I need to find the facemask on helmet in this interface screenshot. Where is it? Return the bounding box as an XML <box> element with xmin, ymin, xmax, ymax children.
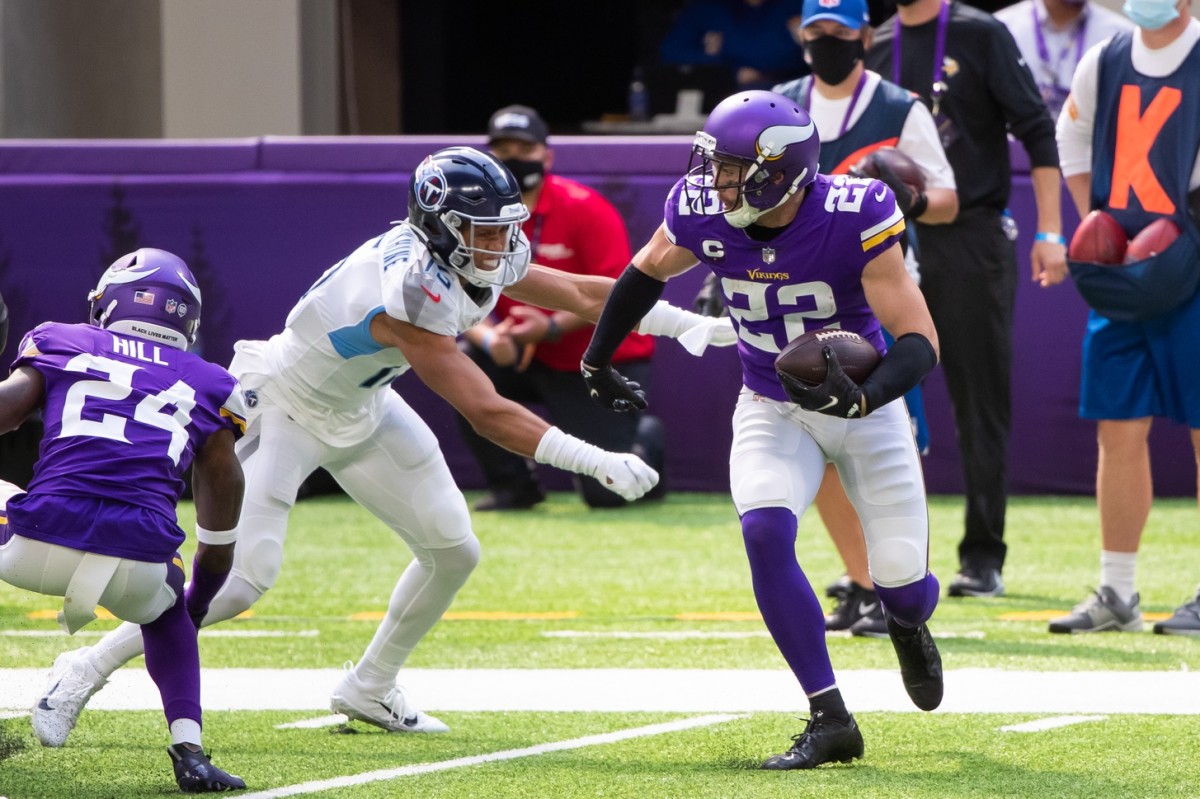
<box><xmin>87</xmin><ymin>248</ymin><xmax>202</xmax><ymax>350</ymax></box>
<box><xmin>685</xmin><ymin>90</ymin><xmax>821</xmax><ymax>228</ymax></box>
<box><xmin>406</xmin><ymin>147</ymin><xmax>532</xmax><ymax>287</ymax></box>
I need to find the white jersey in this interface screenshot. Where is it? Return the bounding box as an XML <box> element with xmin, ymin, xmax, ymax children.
<box><xmin>230</xmin><ymin>222</ymin><xmax>527</xmax><ymax>446</ymax></box>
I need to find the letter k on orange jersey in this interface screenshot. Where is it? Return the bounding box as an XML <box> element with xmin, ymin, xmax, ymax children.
<box><xmin>1109</xmin><ymin>84</ymin><xmax>1181</xmax><ymax>215</ymax></box>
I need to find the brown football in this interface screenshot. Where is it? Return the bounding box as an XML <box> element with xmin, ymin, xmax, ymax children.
<box><xmin>851</xmin><ymin>147</ymin><xmax>926</xmax><ymax>192</ymax></box>
<box><xmin>775</xmin><ymin>329</ymin><xmax>882</xmax><ymax>386</ymax></box>
<box><xmin>1069</xmin><ymin>209</ymin><xmax>1127</xmax><ymax>265</ymax></box>
<box><xmin>1124</xmin><ymin>218</ymin><xmax>1181</xmax><ymax>263</ymax></box>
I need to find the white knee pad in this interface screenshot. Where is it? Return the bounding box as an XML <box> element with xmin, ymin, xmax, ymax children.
<box><xmin>204</xmin><ymin>573</ymin><xmax>264</xmax><ymax>623</ymax></box>
<box><xmin>866</xmin><ymin>529</ymin><xmax>927</xmax><ymax>587</ymax></box>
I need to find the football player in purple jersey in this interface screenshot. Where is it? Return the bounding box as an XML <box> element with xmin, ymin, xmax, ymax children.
<box><xmin>0</xmin><ymin>249</ymin><xmax>248</xmax><ymax>792</ymax></box>
<box><xmin>582</xmin><ymin>91</ymin><xmax>943</xmax><ymax>769</ymax></box>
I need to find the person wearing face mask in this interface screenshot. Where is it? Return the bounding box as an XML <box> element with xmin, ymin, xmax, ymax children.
<box><xmin>457</xmin><ymin>105</ymin><xmax>667</xmax><ymax>511</ymax></box>
<box><xmin>1051</xmin><ymin>0</ymin><xmax>1200</xmax><ymax>636</ymax></box>
<box><xmin>763</xmin><ymin>0</ymin><xmax>959</xmax><ymax>637</ymax></box>
<box><xmin>866</xmin><ymin>0</ymin><xmax>1068</xmax><ymax>601</ymax></box>
<box><xmin>997</xmin><ymin>0</ymin><xmax>1134</xmax><ymax>119</ymax></box>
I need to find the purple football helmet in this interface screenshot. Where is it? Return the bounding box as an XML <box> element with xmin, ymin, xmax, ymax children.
<box><xmin>407</xmin><ymin>147</ymin><xmax>531</xmax><ymax>287</ymax></box>
<box><xmin>87</xmin><ymin>248</ymin><xmax>202</xmax><ymax>350</ymax></box>
<box><xmin>686</xmin><ymin>90</ymin><xmax>820</xmax><ymax>228</ymax></box>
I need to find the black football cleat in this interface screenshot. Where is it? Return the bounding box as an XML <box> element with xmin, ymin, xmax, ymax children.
<box><xmin>885</xmin><ymin>613</ymin><xmax>943</xmax><ymax>711</ymax></box>
<box><xmin>760</xmin><ymin>711</ymin><xmax>864</xmax><ymax>770</ymax></box>
<box><xmin>167</xmin><ymin>744</ymin><xmax>246</xmax><ymax>793</ymax></box>
<box><xmin>824</xmin><ymin>582</ymin><xmax>879</xmax><ymax>632</ymax></box>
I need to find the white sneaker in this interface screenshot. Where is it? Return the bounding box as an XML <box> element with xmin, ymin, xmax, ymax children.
<box><xmin>31</xmin><ymin>647</ymin><xmax>108</xmax><ymax>747</ymax></box>
<box><xmin>330</xmin><ymin>669</ymin><xmax>449</xmax><ymax>733</ymax></box>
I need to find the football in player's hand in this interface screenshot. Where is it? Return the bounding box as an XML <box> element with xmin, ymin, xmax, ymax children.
<box><xmin>1124</xmin><ymin>218</ymin><xmax>1181</xmax><ymax>263</ymax></box>
<box><xmin>775</xmin><ymin>329</ymin><xmax>882</xmax><ymax>386</ymax></box>
<box><xmin>851</xmin><ymin>147</ymin><xmax>927</xmax><ymax>192</ymax></box>
<box><xmin>1069</xmin><ymin>210</ymin><xmax>1127</xmax><ymax>265</ymax></box>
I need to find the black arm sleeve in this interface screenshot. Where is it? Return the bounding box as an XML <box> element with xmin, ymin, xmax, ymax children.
<box><xmin>582</xmin><ymin>265</ymin><xmax>665</xmax><ymax>368</ymax></box>
<box><xmin>0</xmin><ymin>288</ymin><xmax>8</xmax><ymax>353</ymax></box>
<box><xmin>860</xmin><ymin>332</ymin><xmax>937</xmax><ymax>414</ymax></box>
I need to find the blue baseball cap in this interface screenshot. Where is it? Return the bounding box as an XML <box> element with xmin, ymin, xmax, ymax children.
<box><xmin>801</xmin><ymin>0</ymin><xmax>870</xmax><ymax>28</ymax></box>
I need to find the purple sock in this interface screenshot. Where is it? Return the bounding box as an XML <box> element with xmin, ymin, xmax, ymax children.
<box><xmin>741</xmin><ymin>507</ymin><xmax>835</xmax><ymax>695</ymax></box>
<box><xmin>141</xmin><ymin>564</ymin><xmax>202</xmax><ymax>730</ymax></box>
<box><xmin>875</xmin><ymin>572</ymin><xmax>940</xmax><ymax>628</ymax></box>
<box><xmin>185</xmin><ymin>555</ymin><xmax>229</xmax><ymax>628</ymax></box>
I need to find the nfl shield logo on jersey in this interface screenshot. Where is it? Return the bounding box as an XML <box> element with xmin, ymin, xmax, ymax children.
<box><xmin>762</xmin><ymin>248</ymin><xmax>776</xmax><ymax>265</ymax></box>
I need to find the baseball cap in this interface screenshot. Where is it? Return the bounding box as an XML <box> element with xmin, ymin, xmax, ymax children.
<box><xmin>487</xmin><ymin>105</ymin><xmax>549</xmax><ymax>145</ymax></box>
<box><xmin>801</xmin><ymin>0</ymin><xmax>870</xmax><ymax>28</ymax></box>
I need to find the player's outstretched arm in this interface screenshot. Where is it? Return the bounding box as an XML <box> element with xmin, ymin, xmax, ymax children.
<box><xmin>0</xmin><ymin>366</ymin><xmax>44</xmax><ymax>435</ymax></box>
<box><xmin>187</xmin><ymin>427</ymin><xmax>244</xmax><ymax>625</ymax></box>
<box><xmin>373</xmin><ymin>313</ymin><xmax>658</xmax><ymax>501</ymax></box>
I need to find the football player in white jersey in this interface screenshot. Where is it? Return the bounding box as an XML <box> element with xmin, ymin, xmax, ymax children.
<box><xmin>31</xmin><ymin>147</ymin><xmax>735</xmax><ymax>740</ymax></box>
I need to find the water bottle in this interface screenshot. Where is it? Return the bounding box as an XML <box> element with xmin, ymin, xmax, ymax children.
<box><xmin>629</xmin><ymin>67</ymin><xmax>649</xmax><ymax>122</ymax></box>
<box><xmin>1000</xmin><ymin>209</ymin><xmax>1019</xmax><ymax>242</ymax></box>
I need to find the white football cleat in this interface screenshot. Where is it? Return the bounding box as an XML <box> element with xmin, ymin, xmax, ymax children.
<box><xmin>31</xmin><ymin>647</ymin><xmax>108</xmax><ymax>747</ymax></box>
<box><xmin>330</xmin><ymin>669</ymin><xmax>449</xmax><ymax>733</ymax></box>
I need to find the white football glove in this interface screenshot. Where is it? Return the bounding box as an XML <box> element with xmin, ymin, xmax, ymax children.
<box><xmin>637</xmin><ymin>301</ymin><xmax>738</xmax><ymax>356</ymax></box>
<box><xmin>589</xmin><ymin>451</ymin><xmax>659</xmax><ymax>501</ymax></box>
<box><xmin>534</xmin><ymin>426</ymin><xmax>660</xmax><ymax>501</ymax></box>
<box><xmin>676</xmin><ymin>316</ymin><xmax>737</xmax><ymax>356</ymax></box>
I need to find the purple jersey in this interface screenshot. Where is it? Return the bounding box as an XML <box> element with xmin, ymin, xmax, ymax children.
<box><xmin>6</xmin><ymin>323</ymin><xmax>246</xmax><ymax>561</ymax></box>
<box><xmin>665</xmin><ymin>173</ymin><xmax>905</xmax><ymax>401</ymax></box>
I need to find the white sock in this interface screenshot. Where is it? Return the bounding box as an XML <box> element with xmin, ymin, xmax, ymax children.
<box><xmin>1100</xmin><ymin>550</ymin><xmax>1137</xmax><ymax>604</ymax></box>
<box><xmin>354</xmin><ymin>540</ymin><xmax>478</xmax><ymax>690</ymax></box>
<box><xmin>169</xmin><ymin>718</ymin><xmax>202</xmax><ymax>747</ymax></box>
<box><xmin>87</xmin><ymin>621</ymin><xmax>147</xmax><ymax>678</ymax></box>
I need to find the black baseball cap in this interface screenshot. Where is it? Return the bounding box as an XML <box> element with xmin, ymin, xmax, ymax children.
<box><xmin>487</xmin><ymin>105</ymin><xmax>549</xmax><ymax>145</ymax></box>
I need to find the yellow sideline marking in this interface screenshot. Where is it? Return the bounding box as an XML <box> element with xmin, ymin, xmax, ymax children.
<box><xmin>675</xmin><ymin>612</ymin><xmax>762</xmax><ymax>621</ymax></box>
<box><xmin>1001</xmin><ymin>610</ymin><xmax>1171</xmax><ymax>622</ymax></box>
<box><xmin>349</xmin><ymin>611</ymin><xmax>579</xmax><ymax>622</ymax></box>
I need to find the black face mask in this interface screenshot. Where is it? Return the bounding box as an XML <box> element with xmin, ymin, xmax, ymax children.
<box><xmin>502</xmin><ymin>158</ymin><xmax>546</xmax><ymax>193</ymax></box>
<box><xmin>804</xmin><ymin>36</ymin><xmax>866</xmax><ymax>85</ymax></box>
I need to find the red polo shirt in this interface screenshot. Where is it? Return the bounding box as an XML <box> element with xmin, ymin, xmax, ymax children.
<box><xmin>493</xmin><ymin>173</ymin><xmax>654</xmax><ymax>372</ymax></box>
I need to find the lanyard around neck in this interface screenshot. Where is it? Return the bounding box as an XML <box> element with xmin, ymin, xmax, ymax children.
<box><xmin>1031</xmin><ymin>2</ymin><xmax>1088</xmax><ymax>82</ymax></box>
<box><xmin>803</xmin><ymin>70</ymin><xmax>869</xmax><ymax>139</ymax></box>
<box><xmin>893</xmin><ymin>1</ymin><xmax>952</xmax><ymax>106</ymax></box>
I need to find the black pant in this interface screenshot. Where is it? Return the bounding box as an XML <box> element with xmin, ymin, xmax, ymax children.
<box><xmin>916</xmin><ymin>208</ymin><xmax>1016</xmax><ymax>572</ymax></box>
<box><xmin>456</xmin><ymin>346</ymin><xmax>658</xmax><ymax>508</ymax></box>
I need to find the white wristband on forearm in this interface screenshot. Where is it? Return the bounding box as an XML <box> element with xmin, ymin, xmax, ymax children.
<box><xmin>636</xmin><ymin>300</ymin><xmax>692</xmax><ymax>338</ymax></box>
<box><xmin>196</xmin><ymin>525</ymin><xmax>238</xmax><ymax>545</ymax></box>
<box><xmin>534</xmin><ymin>426</ymin><xmax>603</xmax><ymax>476</ymax></box>
<box><xmin>637</xmin><ymin>300</ymin><xmax>737</xmax><ymax>356</ymax></box>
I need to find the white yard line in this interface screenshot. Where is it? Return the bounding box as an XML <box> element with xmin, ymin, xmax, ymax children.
<box><xmin>239</xmin><ymin>714</ymin><xmax>744</xmax><ymax>799</ymax></box>
<box><xmin>1001</xmin><ymin>715</ymin><xmax>1109</xmax><ymax>732</ymax></box>
<box><xmin>3</xmin><ymin>668</ymin><xmax>1200</xmax><ymax>714</ymax></box>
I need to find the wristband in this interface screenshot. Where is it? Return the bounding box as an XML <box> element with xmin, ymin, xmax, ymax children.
<box><xmin>544</xmin><ymin>316</ymin><xmax>563</xmax><ymax>342</ymax></box>
<box><xmin>480</xmin><ymin>329</ymin><xmax>495</xmax><ymax>356</ymax></box>
<box><xmin>1034</xmin><ymin>231</ymin><xmax>1066</xmax><ymax>246</ymax></box>
<box><xmin>196</xmin><ymin>525</ymin><xmax>238</xmax><ymax>545</ymax></box>
<box><xmin>907</xmin><ymin>192</ymin><xmax>928</xmax><ymax>220</ymax></box>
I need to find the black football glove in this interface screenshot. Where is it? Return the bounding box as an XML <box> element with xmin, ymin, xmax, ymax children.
<box><xmin>851</xmin><ymin>152</ymin><xmax>927</xmax><ymax>219</ymax></box>
<box><xmin>777</xmin><ymin>346</ymin><xmax>868</xmax><ymax>419</ymax></box>
<box><xmin>581</xmin><ymin>362</ymin><xmax>647</xmax><ymax>412</ymax></box>
<box><xmin>692</xmin><ymin>272</ymin><xmax>726</xmax><ymax>318</ymax></box>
